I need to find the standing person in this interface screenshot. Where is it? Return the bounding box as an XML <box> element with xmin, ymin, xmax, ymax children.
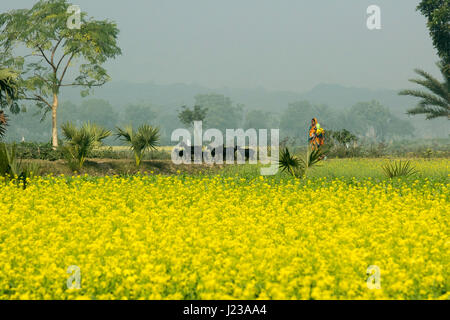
<box><xmin>308</xmin><ymin>118</ymin><xmax>325</xmax><ymax>150</ymax></box>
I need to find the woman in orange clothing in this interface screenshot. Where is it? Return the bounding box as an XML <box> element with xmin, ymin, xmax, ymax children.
<box><xmin>308</xmin><ymin>118</ymin><xmax>324</xmax><ymax>150</ymax></box>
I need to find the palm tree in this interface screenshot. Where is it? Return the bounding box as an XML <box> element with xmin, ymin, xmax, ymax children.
<box><xmin>0</xmin><ymin>111</ymin><xmax>7</xmax><ymax>140</ymax></box>
<box><xmin>0</xmin><ymin>68</ymin><xmax>19</xmax><ymax>139</ymax></box>
<box><xmin>399</xmin><ymin>62</ymin><xmax>449</xmax><ymax>120</ymax></box>
<box><xmin>0</xmin><ymin>68</ymin><xmax>19</xmax><ymax>107</ymax></box>
<box><xmin>279</xmin><ymin>147</ymin><xmax>302</xmax><ymax>178</ymax></box>
<box><xmin>115</xmin><ymin>124</ymin><xmax>160</xmax><ymax>167</ymax></box>
<box><xmin>279</xmin><ymin>146</ymin><xmax>326</xmax><ymax>178</ymax></box>
<box><xmin>61</xmin><ymin>122</ymin><xmax>111</xmax><ymax>170</ymax></box>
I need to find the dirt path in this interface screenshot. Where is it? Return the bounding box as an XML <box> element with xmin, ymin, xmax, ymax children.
<box><xmin>25</xmin><ymin>159</ymin><xmax>224</xmax><ymax>176</ymax></box>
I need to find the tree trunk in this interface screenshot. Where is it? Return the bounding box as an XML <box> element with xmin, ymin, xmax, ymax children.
<box><xmin>51</xmin><ymin>93</ymin><xmax>58</xmax><ymax>149</ymax></box>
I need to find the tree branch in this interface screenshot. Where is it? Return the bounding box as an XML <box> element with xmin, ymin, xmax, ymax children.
<box><xmin>59</xmin><ymin>81</ymin><xmax>107</xmax><ymax>87</ymax></box>
<box><xmin>55</xmin><ymin>51</ymin><xmax>69</xmax><ymax>72</ymax></box>
<box><xmin>33</xmin><ymin>73</ymin><xmax>52</xmax><ymax>86</ymax></box>
<box><xmin>51</xmin><ymin>38</ymin><xmax>63</xmax><ymax>66</ymax></box>
<box><xmin>37</xmin><ymin>46</ymin><xmax>56</xmax><ymax>71</ymax></box>
<box><xmin>23</xmin><ymin>53</ymin><xmax>44</xmax><ymax>59</ymax></box>
<box><xmin>23</xmin><ymin>95</ymin><xmax>52</xmax><ymax>109</ymax></box>
<box><xmin>58</xmin><ymin>52</ymin><xmax>74</xmax><ymax>85</ymax></box>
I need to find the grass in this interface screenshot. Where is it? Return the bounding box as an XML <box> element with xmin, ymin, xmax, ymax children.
<box><xmin>217</xmin><ymin>158</ymin><xmax>448</xmax><ymax>180</ymax></box>
<box><xmin>26</xmin><ymin>158</ymin><xmax>223</xmax><ymax>177</ymax></box>
<box><xmin>23</xmin><ymin>157</ymin><xmax>448</xmax><ymax>183</ymax></box>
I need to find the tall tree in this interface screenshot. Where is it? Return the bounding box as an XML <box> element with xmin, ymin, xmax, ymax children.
<box><xmin>195</xmin><ymin>94</ymin><xmax>243</xmax><ymax>131</ymax></box>
<box><xmin>399</xmin><ymin>62</ymin><xmax>449</xmax><ymax>119</ymax></box>
<box><xmin>348</xmin><ymin>100</ymin><xmax>414</xmax><ymax>139</ymax></box>
<box><xmin>244</xmin><ymin>110</ymin><xmax>275</xmax><ymax>130</ymax></box>
<box><xmin>279</xmin><ymin>101</ymin><xmax>330</xmax><ymax>141</ymax></box>
<box><xmin>178</xmin><ymin>105</ymin><xmax>208</xmax><ymax>128</ymax></box>
<box><xmin>124</xmin><ymin>103</ymin><xmax>157</xmax><ymax>128</ymax></box>
<box><xmin>398</xmin><ymin>1</ymin><xmax>450</xmax><ymax>120</ymax></box>
<box><xmin>417</xmin><ymin>0</ymin><xmax>450</xmax><ymax>72</ymax></box>
<box><xmin>0</xmin><ymin>0</ymin><xmax>121</xmax><ymax>147</ymax></box>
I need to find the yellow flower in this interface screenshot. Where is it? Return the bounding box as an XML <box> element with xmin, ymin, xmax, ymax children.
<box><xmin>0</xmin><ymin>159</ymin><xmax>448</xmax><ymax>300</ymax></box>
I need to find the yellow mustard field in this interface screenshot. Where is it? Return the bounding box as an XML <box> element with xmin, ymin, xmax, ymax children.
<box><xmin>0</xmin><ymin>171</ymin><xmax>449</xmax><ymax>300</ymax></box>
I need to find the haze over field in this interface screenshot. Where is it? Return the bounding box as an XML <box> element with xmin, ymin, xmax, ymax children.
<box><xmin>1</xmin><ymin>1</ymin><xmax>448</xmax><ymax>142</ymax></box>
<box><xmin>1</xmin><ymin>0</ymin><xmax>449</xmax><ymax>304</ymax></box>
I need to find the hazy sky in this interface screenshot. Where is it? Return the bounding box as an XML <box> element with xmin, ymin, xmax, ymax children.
<box><xmin>1</xmin><ymin>0</ymin><xmax>441</xmax><ymax>92</ymax></box>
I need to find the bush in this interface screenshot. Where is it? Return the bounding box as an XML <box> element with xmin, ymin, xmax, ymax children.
<box><xmin>382</xmin><ymin>160</ymin><xmax>417</xmax><ymax>178</ymax></box>
<box><xmin>327</xmin><ymin>145</ymin><xmax>363</xmax><ymax>158</ymax></box>
<box><xmin>15</xmin><ymin>142</ymin><xmax>64</xmax><ymax>161</ymax></box>
<box><xmin>89</xmin><ymin>147</ymin><xmax>171</xmax><ymax>160</ymax></box>
<box><xmin>115</xmin><ymin>124</ymin><xmax>160</xmax><ymax>167</ymax></box>
<box><xmin>61</xmin><ymin>122</ymin><xmax>111</xmax><ymax>170</ymax></box>
<box><xmin>0</xmin><ymin>143</ymin><xmax>40</xmax><ymax>188</ymax></box>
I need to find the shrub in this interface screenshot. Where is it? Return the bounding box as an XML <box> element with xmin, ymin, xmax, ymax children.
<box><xmin>0</xmin><ymin>143</ymin><xmax>40</xmax><ymax>188</ymax></box>
<box><xmin>61</xmin><ymin>122</ymin><xmax>111</xmax><ymax>170</ymax></box>
<box><xmin>279</xmin><ymin>146</ymin><xmax>326</xmax><ymax>178</ymax></box>
<box><xmin>115</xmin><ymin>124</ymin><xmax>160</xmax><ymax>167</ymax></box>
<box><xmin>16</xmin><ymin>142</ymin><xmax>63</xmax><ymax>161</ymax></box>
<box><xmin>382</xmin><ymin>160</ymin><xmax>417</xmax><ymax>178</ymax></box>
<box><xmin>279</xmin><ymin>147</ymin><xmax>303</xmax><ymax>178</ymax></box>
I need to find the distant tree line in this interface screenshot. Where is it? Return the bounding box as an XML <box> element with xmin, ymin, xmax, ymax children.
<box><xmin>3</xmin><ymin>93</ymin><xmax>416</xmax><ymax>145</ymax></box>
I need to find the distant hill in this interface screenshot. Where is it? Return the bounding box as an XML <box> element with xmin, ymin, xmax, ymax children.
<box><xmin>301</xmin><ymin>83</ymin><xmax>415</xmax><ymax>115</ymax></box>
<box><xmin>61</xmin><ymin>81</ymin><xmax>416</xmax><ymax>115</ymax></box>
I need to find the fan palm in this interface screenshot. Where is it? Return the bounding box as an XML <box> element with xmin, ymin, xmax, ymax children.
<box><xmin>115</xmin><ymin>124</ymin><xmax>160</xmax><ymax>167</ymax></box>
<box><xmin>279</xmin><ymin>147</ymin><xmax>303</xmax><ymax>178</ymax></box>
<box><xmin>399</xmin><ymin>62</ymin><xmax>449</xmax><ymax>120</ymax></box>
<box><xmin>61</xmin><ymin>122</ymin><xmax>111</xmax><ymax>170</ymax></box>
<box><xmin>301</xmin><ymin>147</ymin><xmax>326</xmax><ymax>175</ymax></box>
<box><xmin>279</xmin><ymin>146</ymin><xmax>326</xmax><ymax>178</ymax></box>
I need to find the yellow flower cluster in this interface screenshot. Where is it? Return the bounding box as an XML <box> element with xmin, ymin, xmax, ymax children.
<box><xmin>0</xmin><ymin>174</ymin><xmax>448</xmax><ymax>300</ymax></box>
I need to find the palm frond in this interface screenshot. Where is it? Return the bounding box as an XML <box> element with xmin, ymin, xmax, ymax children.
<box><xmin>0</xmin><ymin>68</ymin><xmax>20</xmax><ymax>112</ymax></box>
<box><xmin>115</xmin><ymin>124</ymin><xmax>160</xmax><ymax>167</ymax></box>
<box><xmin>399</xmin><ymin>63</ymin><xmax>450</xmax><ymax>120</ymax></box>
<box><xmin>136</xmin><ymin>124</ymin><xmax>160</xmax><ymax>150</ymax></box>
<box><xmin>437</xmin><ymin>61</ymin><xmax>450</xmax><ymax>85</ymax></box>
<box><xmin>61</xmin><ymin>122</ymin><xmax>110</xmax><ymax>170</ymax></box>
<box><xmin>301</xmin><ymin>147</ymin><xmax>325</xmax><ymax>169</ymax></box>
<box><xmin>411</xmin><ymin>68</ymin><xmax>449</xmax><ymax>100</ymax></box>
<box><xmin>399</xmin><ymin>89</ymin><xmax>448</xmax><ymax>108</ymax></box>
<box><xmin>407</xmin><ymin>104</ymin><xmax>449</xmax><ymax>119</ymax></box>
<box><xmin>82</xmin><ymin>122</ymin><xmax>111</xmax><ymax>147</ymax></box>
<box><xmin>61</xmin><ymin>122</ymin><xmax>78</xmax><ymax>141</ymax></box>
<box><xmin>278</xmin><ymin>147</ymin><xmax>303</xmax><ymax>177</ymax></box>
<box><xmin>115</xmin><ymin>125</ymin><xmax>133</xmax><ymax>143</ymax></box>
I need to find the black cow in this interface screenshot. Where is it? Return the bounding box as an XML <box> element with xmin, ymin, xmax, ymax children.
<box><xmin>174</xmin><ymin>143</ymin><xmax>255</xmax><ymax>162</ymax></box>
<box><xmin>236</xmin><ymin>147</ymin><xmax>256</xmax><ymax>162</ymax></box>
